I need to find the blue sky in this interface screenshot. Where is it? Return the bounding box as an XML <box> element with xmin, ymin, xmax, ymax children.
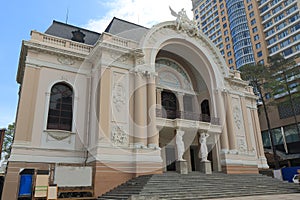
<box><xmin>0</xmin><ymin>0</ymin><xmax>192</xmax><ymax>128</ymax></box>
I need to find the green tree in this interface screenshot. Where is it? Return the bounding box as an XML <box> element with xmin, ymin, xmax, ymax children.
<box><xmin>239</xmin><ymin>64</ymin><xmax>280</xmax><ymax>169</ymax></box>
<box><xmin>267</xmin><ymin>54</ymin><xmax>300</xmax><ymax>139</ymax></box>
<box><xmin>2</xmin><ymin>123</ymin><xmax>15</xmax><ymax>160</ymax></box>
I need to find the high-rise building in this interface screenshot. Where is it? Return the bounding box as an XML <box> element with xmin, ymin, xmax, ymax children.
<box><xmin>192</xmin><ymin>0</ymin><xmax>300</xmax><ymax>167</ymax></box>
<box><xmin>192</xmin><ymin>0</ymin><xmax>300</xmax><ymax>69</ymax></box>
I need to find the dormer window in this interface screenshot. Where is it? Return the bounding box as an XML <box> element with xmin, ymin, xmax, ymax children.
<box><xmin>71</xmin><ymin>29</ymin><xmax>85</xmax><ymax>43</ymax></box>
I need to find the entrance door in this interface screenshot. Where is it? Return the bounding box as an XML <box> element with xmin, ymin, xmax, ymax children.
<box><xmin>166</xmin><ymin>146</ymin><xmax>176</xmax><ymax>171</ymax></box>
<box><xmin>190</xmin><ymin>146</ymin><xmax>199</xmax><ymax>171</ymax></box>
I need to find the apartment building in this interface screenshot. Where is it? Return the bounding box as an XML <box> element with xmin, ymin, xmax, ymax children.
<box><xmin>192</xmin><ymin>0</ymin><xmax>300</xmax><ymax>68</ymax></box>
<box><xmin>192</xmin><ymin>0</ymin><xmax>300</xmax><ymax>167</ymax></box>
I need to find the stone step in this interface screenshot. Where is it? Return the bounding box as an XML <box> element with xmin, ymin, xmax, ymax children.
<box><xmin>97</xmin><ymin>172</ymin><xmax>300</xmax><ymax>200</ymax></box>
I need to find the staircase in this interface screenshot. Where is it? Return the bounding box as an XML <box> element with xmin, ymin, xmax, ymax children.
<box><xmin>98</xmin><ymin>172</ymin><xmax>300</xmax><ymax>199</ymax></box>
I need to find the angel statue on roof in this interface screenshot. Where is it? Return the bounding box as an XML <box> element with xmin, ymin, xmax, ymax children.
<box><xmin>169</xmin><ymin>6</ymin><xmax>199</xmax><ymax>37</ymax></box>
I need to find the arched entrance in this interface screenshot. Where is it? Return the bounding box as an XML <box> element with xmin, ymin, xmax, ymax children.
<box><xmin>137</xmin><ymin>20</ymin><xmax>268</xmax><ymax>174</ymax></box>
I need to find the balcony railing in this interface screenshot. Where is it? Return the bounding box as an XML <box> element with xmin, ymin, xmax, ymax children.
<box><xmin>156</xmin><ymin>108</ymin><xmax>220</xmax><ymax>125</ymax></box>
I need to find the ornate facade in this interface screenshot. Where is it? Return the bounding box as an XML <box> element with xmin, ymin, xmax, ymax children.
<box><xmin>3</xmin><ymin>14</ymin><xmax>268</xmax><ymax>198</ymax></box>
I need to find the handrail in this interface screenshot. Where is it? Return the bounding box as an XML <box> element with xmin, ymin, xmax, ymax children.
<box><xmin>156</xmin><ymin>108</ymin><xmax>220</xmax><ymax>125</ymax></box>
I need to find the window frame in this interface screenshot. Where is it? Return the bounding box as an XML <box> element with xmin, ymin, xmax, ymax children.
<box><xmin>46</xmin><ymin>82</ymin><xmax>74</xmax><ymax>132</ymax></box>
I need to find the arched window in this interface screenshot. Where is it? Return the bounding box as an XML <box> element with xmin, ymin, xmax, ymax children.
<box><xmin>47</xmin><ymin>83</ymin><xmax>73</xmax><ymax>131</ymax></box>
<box><xmin>161</xmin><ymin>91</ymin><xmax>178</xmax><ymax>119</ymax></box>
<box><xmin>201</xmin><ymin>99</ymin><xmax>210</xmax><ymax>122</ymax></box>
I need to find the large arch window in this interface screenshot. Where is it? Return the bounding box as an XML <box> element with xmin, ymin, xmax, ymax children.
<box><xmin>47</xmin><ymin>83</ymin><xmax>73</xmax><ymax>131</ymax></box>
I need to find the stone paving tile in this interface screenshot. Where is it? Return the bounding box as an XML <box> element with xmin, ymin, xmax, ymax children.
<box><xmin>208</xmin><ymin>194</ymin><xmax>300</xmax><ymax>200</ymax></box>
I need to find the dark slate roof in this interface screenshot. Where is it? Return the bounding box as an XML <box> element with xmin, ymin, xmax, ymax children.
<box><xmin>45</xmin><ymin>20</ymin><xmax>101</xmax><ymax>45</ymax></box>
<box><xmin>105</xmin><ymin>17</ymin><xmax>149</xmax><ymax>42</ymax></box>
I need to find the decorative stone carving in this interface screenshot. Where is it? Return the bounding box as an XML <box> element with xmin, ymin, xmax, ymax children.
<box><xmin>132</xmin><ymin>49</ymin><xmax>145</xmax><ymax>65</ymax></box>
<box><xmin>233</xmin><ymin>106</ymin><xmax>242</xmax><ymax>130</ymax></box>
<box><xmin>170</xmin><ymin>7</ymin><xmax>199</xmax><ymax>37</ymax></box>
<box><xmin>112</xmin><ymin>82</ymin><xmax>126</xmax><ymax>112</ymax></box>
<box><xmin>111</xmin><ymin>125</ymin><xmax>128</xmax><ymax>146</ymax></box>
<box><xmin>237</xmin><ymin>138</ymin><xmax>247</xmax><ymax>153</ymax></box>
<box><xmin>46</xmin><ymin>130</ymin><xmax>73</xmax><ymax>141</ymax></box>
<box><xmin>60</xmin><ymin>75</ymin><xmax>70</xmax><ymax>82</ymax></box>
<box><xmin>57</xmin><ymin>56</ymin><xmax>75</xmax><ymax>65</ymax></box>
<box><xmin>110</xmin><ymin>51</ymin><xmax>131</xmax><ymax>63</ymax></box>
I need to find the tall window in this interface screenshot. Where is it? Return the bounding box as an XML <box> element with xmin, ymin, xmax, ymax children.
<box><xmin>47</xmin><ymin>83</ymin><xmax>73</xmax><ymax>131</ymax></box>
<box><xmin>161</xmin><ymin>91</ymin><xmax>178</xmax><ymax>119</ymax></box>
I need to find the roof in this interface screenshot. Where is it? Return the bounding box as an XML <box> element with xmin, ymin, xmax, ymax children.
<box><xmin>45</xmin><ymin>20</ymin><xmax>101</xmax><ymax>45</ymax></box>
<box><xmin>105</xmin><ymin>17</ymin><xmax>149</xmax><ymax>42</ymax></box>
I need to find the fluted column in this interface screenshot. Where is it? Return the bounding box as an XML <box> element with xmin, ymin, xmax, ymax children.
<box><xmin>252</xmin><ymin>108</ymin><xmax>265</xmax><ymax>157</ymax></box>
<box><xmin>217</xmin><ymin>90</ymin><xmax>229</xmax><ymax>151</ymax></box>
<box><xmin>240</xmin><ymin>97</ymin><xmax>252</xmax><ymax>152</ymax></box>
<box><xmin>225</xmin><ymin>91</ymin><xmax>237</xmax><ymax>151</ymax></box>
<box><xmin>134</xmin><ymin>72</ymin><xmax>147</xmax><ymax>148</ymax></box>
<box><xmin>147</xmin><ymin>74</ymin><xmax>159</xmax><ymax>148</ymax></box>
<box><xmin>156</xmin><ymin>88</ymin><xmax>162</xmax><ymax>106</ymax></box>
<box><xmin>176</xmin><ymin>92</ymin><xmax>184</xmax><ymax>118</ymax></box>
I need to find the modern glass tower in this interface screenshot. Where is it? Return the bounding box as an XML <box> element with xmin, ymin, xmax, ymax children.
<box><xmin>192</xmin><ymin>0</ymin><xmax>300</xmax><ymax>69</ymax></box>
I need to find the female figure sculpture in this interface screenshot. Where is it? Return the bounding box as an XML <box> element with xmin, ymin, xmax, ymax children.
<box><xmin>199</xmin><ymin>132</ymin><xmax>209</xmax><ymax>161</ymax></box>
<box><xmin>176</xmin><ymin>131</ymin><xmax>185</xmax><ymax>161</ymax></box>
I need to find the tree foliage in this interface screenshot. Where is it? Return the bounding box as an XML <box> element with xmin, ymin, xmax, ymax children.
<box><xmin>2</xmin><ymin>123</ymin><xmax>14</xmax><ymax>160</ymax></box>
<box><xmin>239</xmin><ymin>63</ymin><xmax>280</xmax><ymax>169</ymax></box>
<box><xmin>267</xmin><ymin>54</ymin><xmax>300</xmax><ymax>137</ymax></box>
<box><xmin>239</xmin><ymin>64</ymin><xmax>271</xmax><ymax>99</ymax></box>
<box><xmin>267</xmin><ymin>54</ymin><xmax>300</xmax><ymax>99</ymax></box>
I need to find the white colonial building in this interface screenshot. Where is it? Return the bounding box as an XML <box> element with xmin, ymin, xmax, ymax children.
<box><xmin>3</xmin><ymin>11</ymin><xmax>268</xmax><ymax>199</ymax></box>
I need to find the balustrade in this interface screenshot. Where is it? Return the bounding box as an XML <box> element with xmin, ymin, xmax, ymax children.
<box><xmin>156</xmin><ymin>108</ymin><xmax>220</xmax><ymax>125</ymax></box>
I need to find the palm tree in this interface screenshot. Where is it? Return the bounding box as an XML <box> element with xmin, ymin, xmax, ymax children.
<box><xmin>239</xmin><ymin>64</ymin><xmax>280</xmax><ymax>169</ymax></box>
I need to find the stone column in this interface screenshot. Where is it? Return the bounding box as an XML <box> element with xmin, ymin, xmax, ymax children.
<box><xmin>147</xmin><ymin>74</ymin><xmax>159</xmax><ymax>148</ymax></box>
<box><xmin>217</xmin><ymin>90</ymin><xmax>229</xmax><ymax>152</ymax></box>
<box><xmin>176</xmin><ymin>92</ymin><xmax>185</xmax><ymax>119</ymax></box>
<box><xmin>252</xmin><ymin>109</ymin><xmax>264</xmax><ymax>158</ymax></box>
<box><xmin>224</xmin><ymin>91</ymin><xmax>237</xmax><ymax>151</ymax></box>
<box><xmin>240</xmin><ymin>97</ymin><xmax>252</xmax><ymax>152</ymax></box>
<box><xmin>156</xmin><ymin>88</ymin><xmax>162</xmax><ymax>117</ymax></box>
<box><xmin>134</xmin><ymin>72</ymin><xmax>147</xmax><ymax>148</ymax></box>
<box><xmin>212</xmin><ymin>134</ymin><xmax>222</xmax><ymax>172</ymax></box>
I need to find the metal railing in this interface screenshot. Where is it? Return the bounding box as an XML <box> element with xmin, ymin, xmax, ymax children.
<box><xmin>156</xmin><ymin>108</ymin><xmax>220</xmax><ymax>125</ymax></box>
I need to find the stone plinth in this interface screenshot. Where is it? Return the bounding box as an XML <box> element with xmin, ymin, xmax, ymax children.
<box><xmin>200</xmin><ymin>160</ymin><xmax>212</xmax><ymax>174</ymax></box>
<box><xmin>176</xmin><ymin>160</ymin><xmax>188</xmax><ymax>174</ymax></box>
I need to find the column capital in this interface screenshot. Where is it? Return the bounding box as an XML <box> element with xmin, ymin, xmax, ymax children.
<box><xmin>156</xmin><ymin>87</ymin><xmax>163</xmax><ymax>92</ymax></box>
<box><xmin>175</xmin><ymin>92</ymin><xmax>185</xmax><ymax>97</ymax></box>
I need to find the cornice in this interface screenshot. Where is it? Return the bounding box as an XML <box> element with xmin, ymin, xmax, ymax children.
<box><xmin>24</xmin><ymin>40</ymin><xmax>89</xmax><ymax>60</ymax></box>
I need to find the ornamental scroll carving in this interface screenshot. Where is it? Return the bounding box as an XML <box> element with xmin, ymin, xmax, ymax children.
<box><xmin>110</xmin><ymin>51</ymin><xmax>131</xmax><ymax>63</ymax></box>
<box><xmin>57</xmin><ymin>56</ymin><xmax>75</xmax><ymax>65</ymax></box>
<box><xmin>111</xmin><ymin>125</ymin><xmax>129</xmax><ymax>146</ymax></box>
<box><xmin>132</xmin><ymin>49</ymin><xmax>145</xmax><ymax>66</ymax></box>
<box><xmin>46</xmin><ymin>130</ymin><xmax>73</xmax><ymax>141</ymax></box>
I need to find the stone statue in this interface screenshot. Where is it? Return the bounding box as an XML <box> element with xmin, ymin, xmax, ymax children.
<box><xmin>199</xmin><ymin>132</ymin><xmax>209</xmax><ymax>161</ymax></box>
<box><xmin>176</xmin><ymin>131</ymin><xmax>185</xmax><ymax>161</ymax></box>
<box><xmin>169</xmin><ymin>6</ymin><xmax>199</xmax><ymax>37</ymax></box>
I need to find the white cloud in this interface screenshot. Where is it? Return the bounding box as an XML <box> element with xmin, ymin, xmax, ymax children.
<box><xmin>85</xmin><ymin>0</ymin><xmax>192</xmax><ymax>33</ymax></box>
